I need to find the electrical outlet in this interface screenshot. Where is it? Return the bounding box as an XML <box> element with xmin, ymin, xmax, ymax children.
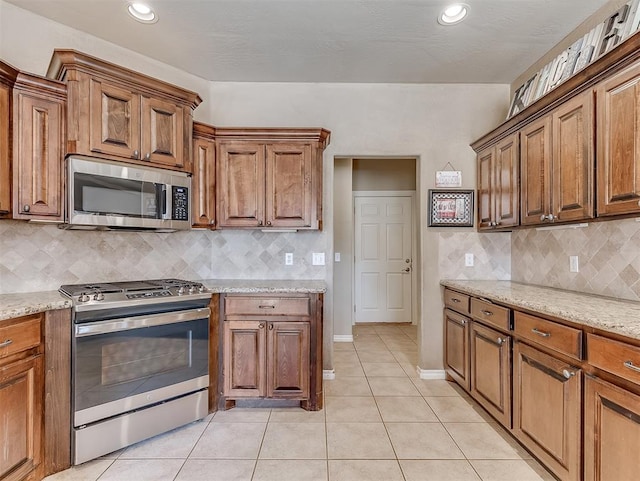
<box><xmin>569</xmin><ymin>255</ymin><xmax>579</xmax><ymax>273</ymax></box>
<box><xmin>335</xmin><ymin>252</ymin><xmax>341</xmax><ymax>262</ymax></box>
<box><xmin>312</xmin><ymin>252</ymin><xmax>325</xmax><ymax>265</ymax></box>
<box><xmin>465</xmin><ymin>253</ymin><xmax>474</xmax><ymax>267</ymax></box>
<box><xmin>285</xmin><ymin>253</ymin><xmax>293</xmax><ymax>265</ymax></box>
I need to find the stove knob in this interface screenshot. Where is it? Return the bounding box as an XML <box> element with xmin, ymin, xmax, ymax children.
<box><xmin>177</xmin><ymin>286</ymin><xmax>185</xmax><ymax>295</ymax></box>
<box><xmin>198</xmin><ymin>285</ymin><xmax>205</xmax><ymax>293</ymax></box>
<box><xmin>93</xmin><ymin>293</ymin><xmax>105</xmax><ymax>301</ymax></box>
<box><xmin>78</xmin><ymin>294</ymin><xmax>90</xmax><ymax>303</ymax></box>
<box><xmin>188</xmin><ymin>285</ymin><xmax>196</xmax><ymax>294</ymax></box>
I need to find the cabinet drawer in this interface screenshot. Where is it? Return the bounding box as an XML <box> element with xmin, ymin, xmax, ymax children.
<box><xmin>471</xmin><ymin>298</ymin><xmax>510</xmax><ymax>331</ymax></box>
<box><xmin>515</xmin><ymin>312</ymin><xmax>582</xmax><ymax>360</ymax></box>
<box><xmin>587</xmin><ymin>334</ymin><xmax>640</xmax><ymax>386</ymax></box>
<box><xmin>444</xmin><ymin>289</ymin><xmax>470</xmax><ymax>315</ymax></box>
<box><xmin>0</xmin><ymin>314</ymin><xmax>41</xmax><ymax>359</ymax></box>
<box><xmin>225</xmin><ymin>296</ymin><xmax>310</xmax><ymax>316</ymax></box>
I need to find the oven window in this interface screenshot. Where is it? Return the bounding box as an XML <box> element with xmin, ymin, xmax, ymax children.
<box><xmin>74</xmin><ymin>172</ymin><xmax>161</xmax><ymax>218</ymax></box>
<box><xmin>74</xmin><ymin>318</ymin><xmax>208</xmax><ymax>413</ymax></box>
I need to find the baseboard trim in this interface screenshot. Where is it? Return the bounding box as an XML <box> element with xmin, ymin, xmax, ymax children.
<box><xmin>333</xmin><ymin>335</ymin><xmax>354</xmax><ymax>342</ymax></box>
<box><xmin>323</xmin><ymin>370</ymin><xmax>336</xmax><ymax>380</ymax></box>
<box><xmin>417</xmin><ymin>368</ymin><xmax>447</xmax><ymax>380</ymax></box>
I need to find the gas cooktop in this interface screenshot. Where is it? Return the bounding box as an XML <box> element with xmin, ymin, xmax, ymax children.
<box><xmin>59</xmin><ymin>278</ymin><xmax>210</xmax><ymax>309</ymax></box>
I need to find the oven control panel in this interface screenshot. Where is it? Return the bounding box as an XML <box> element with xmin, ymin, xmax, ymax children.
<box><xmin>126</xmin><ymin>290</ymin><xmax>173</xmax><ymax>299</ymax></box>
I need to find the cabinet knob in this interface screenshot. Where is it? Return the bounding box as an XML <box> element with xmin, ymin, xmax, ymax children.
<box><xmin>266</xmin><ymin>221</ymin><xmax>272</xmax><ymax>226</ymax></box>
<box><xmin>210</xmin><ymin>220</ymin><xmax>216</xmax><ymax>226</ymax></box>
<box><xmin>268</xmin><ymin>323</ymin><xmax>274</xmax><ymax>330</ymax></box>
<box><xmin>145</xmin><ymin>152</ymin><xmax>151</xmax><ymax>160</ymax></box>
<box><xmin>497</xmin><ymin>337</ymin><xmax>506</xmax><ymax>345</ymax></box>
<box><xmin>562</xmin><ymin>369</ymin><xmax>576</xmax><ymax>379</ymax></box>
<box><xmin>259</xmin><ymin>323</ymin><xmax>265</xmax><ymax>329</ymax></box>
<box><xmin>258</xmin><ymin>220</ymin><xmax>263</xmax><ymax>226</ymax></box>
<box><xmin>23</xmin><ymin>205</ymin><xmax>30</xmax><ymax>212</ymax></box>
<box><xmin>133</xmin><ymin>150</ymin><xmax>139</xmax><ymax>159</ymax></box>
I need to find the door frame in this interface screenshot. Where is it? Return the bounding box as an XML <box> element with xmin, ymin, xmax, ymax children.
<box><xmin>352</xmin><ymin>190</ymin><xmax>418</xmax><ymax>326</ymax></box>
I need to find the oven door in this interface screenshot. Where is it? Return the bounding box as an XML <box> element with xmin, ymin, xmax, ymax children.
<box><xmin>73</xmin><ymin>307</ymin><xmax>209</xmax><ymax>427</ymax></box>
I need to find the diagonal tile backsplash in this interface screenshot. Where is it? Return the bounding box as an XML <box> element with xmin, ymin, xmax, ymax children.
<box><xmin>512</xmin><ymin>218</ymin><xmax>640</xmax><ymax>302</ymax></box>
<box><xmin>439</xmin><ymin>231</ymin><xmax>511</xmax><ymax>280</ymax></box>
<box><xmin>0</xmin><ymin>221</ymin><xmax>327</xmax><ymax>294</ymax></box>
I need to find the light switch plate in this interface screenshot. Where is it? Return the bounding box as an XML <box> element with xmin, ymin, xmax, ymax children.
<box><xmin>312</xmin><ymin>252</ymin><xmax>325</xmax><ymax>265</ymax></box>
<box><xmin>569</xmin><ymin>255</ymin><xmax>579</xmax><ymax>273</ymax></box>
<box><xmin>285</xmin><ymin>253</ymin><xmax>293</xmax><ymax>265</ymax></box>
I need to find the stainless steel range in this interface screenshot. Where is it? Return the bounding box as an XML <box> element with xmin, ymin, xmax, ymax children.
<box><xmin>59</xmin><ymin>278</ymin><xmax>212</xmax><ymax>465</ymax></box>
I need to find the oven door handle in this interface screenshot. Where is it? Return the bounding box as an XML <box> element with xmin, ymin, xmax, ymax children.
<box><xmin>75</xmin><ymin>308</ymin><xmax>210</xmax><ymax>337</ymax></box>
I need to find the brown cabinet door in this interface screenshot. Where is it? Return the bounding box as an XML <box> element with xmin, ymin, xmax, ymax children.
<box><xmin>0</xmin><ymin>83</ymin><xmax>9</xmax><ymax>215</ymax></box>
<box><xmin>217</xmin><ymin>142</ymin><xmax>265</xmax><ymax>227</ymax></box>
<box><xmin>140</xmin><ymin>97</ymin><xmax>184</xmax><ymax>168</ymax></box>
<box><xmin>470</xmin><ymin>321</ymin><xmax>511</xmax><ymax>428</ymax></box>
<box><xmin>494</xmin><ymin>133</ymin><xmax>520</xmax><ymax>228</ymax></box>
<box><xmin>513</xmin><ymin>342</ymin><xmax>581</xmax><ymax>481</ymax></box>
<box><xmin>13</xmin><ymin>91</ymin><xmax>64</xmax><ymax>219</ymax></box>
<box><xmin>477</xmin><ymin>145</ymin><xmax>494</xmax><ymax>229</ymax></box>
<box><xmin>265</xmin><ymin>143</ymin><xmax>312</xmax><ymax>228</ymax></box>
<box><xmin>596</xmin><ymin>62</ymin><xmax>640</xmax><ymax>216</ymax></box>
<box><xmin>0</xmin><ymin>355</ymin><xmax>43</xmax><ymax>481</ymax></box>
<box><xmin>191</xmin><ymin>136</ymin><xmax>216</xmax><ymax>228</ymax></box>
<box><xmin>223</xmin><ymin>320</ymin><xmax>266</xmax><ymax>398</ymax></box>
<box><xmin>553</xmin><ymin>92</ymin><xmax>594</xmax><ymax>222</ymax></box>
<box><xmin>266</xmin><ymin>321</ymin><xmax>310</xmax><ymax>399</ymax></box>
<box><xmin>521</xmin><ymin>115</ymin><xmax>552</xmax><ymax>225</ymax></box>
<box><xmin>444</xmin><ymin>309</ymin><xmax>470</xmax><ymax>391</ymax></box>
<box><xmin>584</xmin><ymin>376</ymin><xmax>640</xmax><ymax>481</ymax></box>
<box><xmin>89</xmin><ymin>79</ymin><xmax>141</xmax><ymax>160</ymax></box>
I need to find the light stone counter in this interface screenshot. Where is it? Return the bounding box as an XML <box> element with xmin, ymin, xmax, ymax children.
<box><xmin>201</xmin><ymin>279</ymin><xmax>326</xmax><ymax>294</ymax></box>
<box><xmin>0</xmin><ymin>291</ymin><xmax>72</xmax><ymax>322</ymax></box>
<box><xmin>441</xmin><ymin>280</ymin><xmax>640</xmax><ymax>341</ymax></box>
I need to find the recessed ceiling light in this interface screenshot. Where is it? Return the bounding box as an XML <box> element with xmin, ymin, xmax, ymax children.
<box><xmin>127</xmin><ymin>2</ymin><xmax>158</xmax><ymax>24</ymax></box>
<box><xmin>438</xmin><ymin>3</ymin><xmax>469</xmax><ymax>25</ymax></box>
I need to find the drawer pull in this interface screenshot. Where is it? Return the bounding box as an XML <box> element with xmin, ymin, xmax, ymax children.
<box><xmin>259</xmin><ymin>305</ymin><xmax>276</xmax><ymax>309</ymax></box>
<box><xmin>623</xmin><ymin>361</ymin><xmax>640</xmax><ymax>373</ymax></box>
<box><xmin>451</xmin><ymin>298</ymin><xmax>461</xmax><ymax>303</ymax></box>
<box><xmin>532</xmin><ymin>328</ymin><xmax>551</xmax><ymax>338</ymax></box>
<box><xmin>0</xmin><ymin>339</ymin><xmax>12</xmax><ymax>348</ymax></box>
<box><xmin>481</xmin><ymin>310</ymin><xmax>494</xmax><ymax>316</ymax></box>
<box><xmin>562</xmin><ymin>369</ymin><xmax>576</xmax><ymax>379</ymax></box>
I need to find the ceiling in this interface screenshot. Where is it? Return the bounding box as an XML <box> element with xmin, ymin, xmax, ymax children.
<box><xmin>4</xmin><ymin>0</ymin><xmax>611</xmax><ymax>83</ymax></box>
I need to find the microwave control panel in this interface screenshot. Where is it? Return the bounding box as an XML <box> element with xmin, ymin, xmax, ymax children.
<box><xmin>172</xmin><ymin>186</ymin><xmax>189</xmax><ymax>221</ymax></box>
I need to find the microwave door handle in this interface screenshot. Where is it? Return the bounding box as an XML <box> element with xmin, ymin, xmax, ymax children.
<box><xmin>162</xmin><ymin>184</ymin><xmax>172</xmax><ymax>220</ymax></box>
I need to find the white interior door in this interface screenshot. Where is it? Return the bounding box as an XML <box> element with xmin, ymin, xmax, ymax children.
<box><xmin>354</xmin><ymin>196</ymin><xmax>412</xmax><ymax>323</ymax></box>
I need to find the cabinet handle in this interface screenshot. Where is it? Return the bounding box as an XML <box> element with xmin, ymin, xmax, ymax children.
<box><xmin>23</xmin><ymin>205</ymin><xmax>30</xmax><ymax>212</ymax></box>
<box><xmin>0</xmin><ymin>339</ymin><xmax>12</xmax><ymax>348</ymax></box>
<box><xmin>258</xmin><ymin>305</ymin><xmax>276</xmax><ymax>309</ymax></box>
<box><xmin>562</xmin><ymin>369</ymin><xmax>576</xmax><ymax>379</ymax></box>
<box><xmin>531</xmin><ymin>328</ymin><xmax>551</xmax><ymax>338</ymax></box>
<box><xmin>481</xmin><ymin>310</ymin><xmax>494</xmax><ymax>316</ymax></box>
<box><xmin>451</xmin><ymin>298</ymin><xmax>460</xmax><ymax>303</ymax></box>
<box><xmin>133</xmin><ymin>150</ymin><xmax>139</xmax><ymax>159</ymax></box>
<box><xmin>623</xmin><ymin>361</ymin><xmax>640</xmax><ymax>373</ymax></box>
<box><xmin>268</xmin><ymin>323</ymin><xmax>274</xmax><ymax>330</ymax></box>
<box><xmin>259</xmin><ymin>323</ymin><xmax>265</xmax><ymax>329</ymax></box>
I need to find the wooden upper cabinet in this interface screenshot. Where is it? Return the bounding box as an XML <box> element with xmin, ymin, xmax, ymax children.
<box><xmin>217</xmin><ymin>141</ymin><xmax>266</xmax><ymax>227</ymax></box>
<box><xmin>266</xmin><ymin>143</ymin><xmax>313</xmax><ymax>228</ymax></box>
<box><xmin>47</xmin><ymin>49</ymin><xmax>201</xmax><ymax>172</ymax></box>
<box><xmin>476</xmin><ymin>133</ymin><xmax>519</xmax><ymax>230</ymax></box>
<box><xmin>12</xmin><ymin>73</ymin><xmax>66</xmax><ymax>220</ymax></box>
<box><xmin>521</xmin><ymin>92</ymin><xmax>594</xmax><ymax>226</ymax></box>
<box><xmin>0</xmin><ymin>79</ymin><xmax>10</xmax><ymax>215</ymax></box>
<box><xmin>215</xmin><ymin>128</ymin><xmax>330</xmax><ymax>230</ymax></box>
<box><xmin>596</xmin><ymin>61</ymin><xmax>640</xmax><ymax>217</ymax></box>
<box><xmin>191</xmin><ymin>122</ymin><xmax>216</xmax><ymax>229</ymax></box>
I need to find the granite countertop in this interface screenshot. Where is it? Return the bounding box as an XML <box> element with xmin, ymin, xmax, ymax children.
<box><xmin>441</xmin><ymin>280</ymin><xmax>640</xmax><ymax>341</ymax></box>
<box><xmin>0</xmin><ymin>279</ymin><xmax>327</xmax><ymax>322</ymax></box>
<box><xmin>0</xmin><ymin>291</ymin><xmax>72</xmax><ymax>322</ymax></box>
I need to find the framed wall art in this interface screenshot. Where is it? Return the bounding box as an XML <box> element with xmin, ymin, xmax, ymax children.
<box><xmin>428</xmin><ymin>189</ymin><xmax>474</xmax><ymax>227</ymax></box>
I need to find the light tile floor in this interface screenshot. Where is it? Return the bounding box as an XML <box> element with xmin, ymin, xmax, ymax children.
<box><xmin>44</xmin><ymin>323</ymin><xmax>555</xmax><ymax>481</ymax></box>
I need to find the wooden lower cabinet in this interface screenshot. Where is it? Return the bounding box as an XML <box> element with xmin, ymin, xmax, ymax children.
<box><xmin>584</xmin><ymin>375</ymin><xmax>640</xmax><ymax>481</ymax></box>
<box><xmin>469</xmin><ymin>321</ymin><xmax>512</xmax><ymax>428</ymax></box>
<box><xmin>444</xmin><ymin>309</ymin><xmax>470</xmax><ymax>391</ymax></box>
<box><xmin>513</xmin><ymin>341</ymin><xmax>582</xmax><ymax>481</ymax></box>
<box><xmin>221</xmin><ymin>293</ymin><xmax>322</xmax><ymax>411</ymax></box>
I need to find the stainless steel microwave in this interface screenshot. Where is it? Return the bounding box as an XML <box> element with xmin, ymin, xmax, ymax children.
<box><xmin>63</xmin><ymin>156</ymin><xmax>191</xmax><ymax>231</ymax></box>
